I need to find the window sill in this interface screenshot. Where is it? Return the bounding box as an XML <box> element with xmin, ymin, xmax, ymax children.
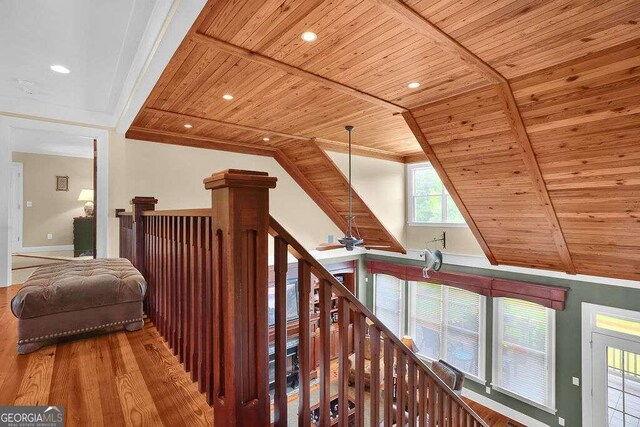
<box><xmin>490</xmin><ymin>384</ymin><xmax>557</xmax><ymax>415</ymax></box>
<box><xmin>408</xmin><ymin>222</ymin><xmax>469</xmax><ymax>228</ymax></box>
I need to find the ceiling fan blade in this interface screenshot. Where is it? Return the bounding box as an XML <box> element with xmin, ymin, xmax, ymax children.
<box><xmin>364</xmin><ymin>245</ymin><xmax>391</xmax><ymax>249</ymax></box>
<box><xmin>315</xmin><ymin>243</ymin><xmax>344</xmax><ymax>251</ymax></box>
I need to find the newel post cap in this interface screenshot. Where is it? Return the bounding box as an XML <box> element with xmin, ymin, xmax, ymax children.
<box><xmin>130</xmin><ymin>196</ymin><xmax>158</xmax><ymax>205</ymax></box>
<box><xmin>203</xmin><ymin>169</ymin><xmax>277</xmax><ymax>190</ymax></box>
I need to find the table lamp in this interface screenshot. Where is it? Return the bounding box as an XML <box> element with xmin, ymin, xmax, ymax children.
<box><xmin>78</xmin><ymin>189</ymin><xmax>94</xmax><ymax>216</ymax></box>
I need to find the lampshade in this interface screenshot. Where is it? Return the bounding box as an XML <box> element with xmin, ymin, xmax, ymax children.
<box><xmin>77</xmin><ymin>189</ymin><xmax>94</xmax><ymax>202</ymax></box>
<box><xmin>401</xmin><ymin>335</ymin><xmax>419</xmax><ymax>353</ymax></box>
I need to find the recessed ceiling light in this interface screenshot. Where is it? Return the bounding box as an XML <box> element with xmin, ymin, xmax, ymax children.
<box><xmin>263</xmin><ymin>137</ymin><xmax>270</xmax><ymax>142</ymax></box>
<box><xmin>222</xmin><ymin>94</ymin><xmax>234</xmax><ymax>100</ymax></box>
<box><xmin>407</xmin><ymin>82</ymin><xmax>420</xmax><ymax>89</ymax></box>
<box><xmin>301</xmin><ymin>31</ymin><xmax>318</xmax><ymax>42</ymax></box>
<box><xmin>50</xmin><ymin>64</ymin><xmax>70</xmax><ymax>74</ymax></box>
<box><xmin>184</xmin><ymin>124</ymin><xmax>193</xmax><ymax>129</ymax></box>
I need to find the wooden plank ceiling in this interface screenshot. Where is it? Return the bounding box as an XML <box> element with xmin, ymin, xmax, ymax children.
<box><xmin>128</xmin><ymin>0</ymin><xmax>640</xmax><ymax>279</ymax></box>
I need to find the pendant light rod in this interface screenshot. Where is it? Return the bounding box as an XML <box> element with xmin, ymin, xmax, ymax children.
<box><xmin>346</xmin><ymin>125</ymin><xmax>354</xmax><ymax>237</ymax></box>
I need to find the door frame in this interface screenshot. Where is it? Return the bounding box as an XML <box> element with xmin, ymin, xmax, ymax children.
<box><xmin>9</xmin><ymin>162</ymin><xmax>23</xmax><ymax>253</ymax></box>
<box><xmin>582</xmin><ymin>303</ymin><xmax>640</xmax><ymax>426</ymax></box>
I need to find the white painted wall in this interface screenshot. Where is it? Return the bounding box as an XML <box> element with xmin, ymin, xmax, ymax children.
<box><xmin>327</xmin><ymin>152</ymin><xmax>406</xmax><ymax>246</ymax></box>
<box><xmin>112</xmin><ymin>138</ymin><xmax>343</xmax><ymax>255</ymax></box>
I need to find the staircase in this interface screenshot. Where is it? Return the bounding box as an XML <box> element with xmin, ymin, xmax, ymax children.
<box><xmin>117</xmin><ymin>169</ymin><xmax>487</xmax><ymax>426</ymax></box>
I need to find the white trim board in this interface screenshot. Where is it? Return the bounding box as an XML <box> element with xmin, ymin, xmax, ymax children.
<box><xmin>462</xmin><ymin>388</ymin><xmax>550</xmax><ymax>427</ymax></box>
<box><xmin>581</xmin><ymin>303</ymin><xmax>640</xmax><ymax>427</ymax></box>
<box><xmin>116</xmin><ymin>0</ymin><xmax>207</xmax><ymax>133</ymax></box>
<box><xmin>15</xmin><ymin>245</ymin><xmax>74</xmax><ymax>253</ymax></box>
<box><xmin>366</xmin><ymin>249</ymin><xmax>640</xmax><ymax>290</ymax></box>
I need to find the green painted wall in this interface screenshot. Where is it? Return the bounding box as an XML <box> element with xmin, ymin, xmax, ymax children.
<box><xmin>362</xmin><ymin>253</ymin><xmax>640</xmax><ymax>427</ymax></box>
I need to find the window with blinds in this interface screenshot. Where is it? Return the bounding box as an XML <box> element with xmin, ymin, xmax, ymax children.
<box><xmin>374</xmin><ymin>274</ymin><xmax>404</xmax><ymax>337</ymax></box>
<box><xmin>493</xmin><ymin>298</ymin><xmax>555</xmax><ymax>410</ymax></box>
<box><xmin>408</xmin><ymin>281</ymin><xmax>485</xmax><ymax>379</ymax></box>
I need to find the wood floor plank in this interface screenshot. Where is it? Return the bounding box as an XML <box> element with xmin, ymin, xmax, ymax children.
<box><xmin>114</xmin><ymin>332</ymin><xmax>165</xmax><ymax>427</ymax></box>
<box><xmin>13</xmin><ymin>347</ymin><xmax>56</xmax><ymax>406</ymax></box>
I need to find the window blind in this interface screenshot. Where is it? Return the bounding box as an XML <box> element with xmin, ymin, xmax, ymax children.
<box><xmin>374</xmin><ymin>274</ymin><xmax>403</xmax><ymax>337</ymax></box>
<box><xmin>409</xmin><ymin>281</ymin><xmax>484</xmax><ymax>379</ymax></box>
<box><xmin>493</xmin><ymin>298</ymin><xmax>555</xmax><ymax>409</ymax></box>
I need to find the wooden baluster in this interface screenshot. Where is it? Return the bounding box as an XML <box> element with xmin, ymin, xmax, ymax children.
<box><xmin>206</xmin><ymin>170</ymin><xmax>276</xmax><ymax>426</ymax></box>
<box><xmin>396</xmin><ymin>350</ymin><xmax>406</xmax><ymax>427</ymax></box>
<box><xmin>353</xmin><ymin>312</ymin><xmax>365</xmax><ymax>427</ymax></box>
<box><xmin>177</xmin><ymin>216</ymin><xmax>187</xmax><ymax>363</ymax></box>
<box><xmin>297</xmin><ymin>259</ymin><xmax>312</xmax><ymax>427</ymax></box>
<box><xmin>338</xmin><ymin>297</ymin><xmax>350</xmax><ymax>427</ymax></box>
<box><xmin>130</xmin><ymin>196</ymin><xmax>157</xmax><ymax>278</ymax></box>
<box><xmin>273</xmin><ymin>236</ymin><xmax>288</xmax><ymax>427</ymax></box>
<box><xmin>145</xmin><ymin>217</ymin><xmax>152</xmax><ymax>322</ymax></box>
<box><xmin>175</xmin><ymin>217</ymin><xmax>182</xmax><ymax>362</ymax></box>
<box><xmin>407</xmin><ymin>358</ymin><xmax>416</xmax><ymax>427</ymax></box>
<box><xmin>428</xmin><ymin>375</ymin><xmax>435</xmax><ymax>427</ymax></box>
<box><xmin>438</xmin><ymin>386</ymin><xmax>445</xmax><ymax>427</ymax></box>
<box><xmin>149</xmin><ymin>216</ymin><xmax>158</xmax><ymax>326</ymax></box>
<box><xmin>204</xmin><ymin>216</ymin><xmax>214</xmax><ymax>403</ymax></box>
<box><xmin>160</xmin><ymin>216</ymin><xmax>166</xmax><ymax>338</ymax></box>
<box><xmin>197</xmin><ymin>216</ymin><xmax>206</xmax><ymax>391</ymax></box>
<box><xmin>174</xmin><ymin>216</ymin><xmax>180</xmax><ymax>354</ymax></box>
<box><xmin>418</xmin><ymin>369</ymin><xmax>426</xmax><ymax>427</ymax></box>
<box><xmin>182</xmin><ymin>216</ymin><xmax>190</xmax><ymax>372</ymax></box>
<box><xmin>369</xmin><ymin>325</ymin><xmax>381</xmax><ymax>427</ymax></box>
<box><xmin>384</xmin><ymin>336</ymin><xmax>393</xmax><ymax>427</ymax></box>
<box><xmin>189</xmin><ymin>216</ymin><xmax>198</xmax><ymax>381</ymax></box>
<box><xmin>319</xmin><ymin>279</ymin><xmax>332</xmax><ymax>426</ymax></box>
<box><xmin>447</xmin><ymin>392</ymin><xmax>452</xmax><ymax>427</ymax></box>
<box><xmin>169</xmin><ymin>216</ymin><xmax>176</xmax><ymax>351</ymax></box>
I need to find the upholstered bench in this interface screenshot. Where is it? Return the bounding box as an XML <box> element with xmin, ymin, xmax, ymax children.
<box><xmin>11</xmin><ymin>258</ymin><xmax>146</xmax><ymax>354</ymax></box>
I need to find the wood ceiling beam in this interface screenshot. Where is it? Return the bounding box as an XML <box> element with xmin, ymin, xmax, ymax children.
<box><xmin>374</xmin><ymin>0</ymin><xmax>576</xmax><ymax>273</ymax></box>
<box><xmin>368</xmin><ymin>0</ymin><xmax>502</xmax><ymax>84</ymax></box>
<box><xmin>126</xmin><ymin>127</ymin><xmax>278</xmax><ymax>157</ymax></box>
<box><xmin>144</xmin><ymin>107</ymin><xmax>405</xmax><ymax>162</ymax></box>
<box><xmin>403</xmin><ymin>111</ymin><xmax>498</xmax><ymax>265</ymax></box>
<box><xmin>190</xmin><ymin>32</ymin><xmax>407</xmax><ymax>114</ymax></box>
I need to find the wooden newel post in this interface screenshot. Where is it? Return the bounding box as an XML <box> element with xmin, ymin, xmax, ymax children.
<box><xmin>130</xmin><ymin>196</ymin><xmax>158</xmax><ymax>276</ymax></box>
<box><xmin>204</xmin><ymin>169</ymin><xmax>277</xmax><ymax>426</ymax></box>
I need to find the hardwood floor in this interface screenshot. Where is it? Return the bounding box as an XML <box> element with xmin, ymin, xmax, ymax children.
<box><xmin>1</xmin><ymin>285</ymin><xmax>520</xmax><ymax>426</ymax></box>
<box><xmin>464</xmin><ymin>399</ymin><xmax>527</xmax><ymax>427</ymax></box>
<box><xmin>0</xmin><ymin>285</ymin><xmax>212</xmax><ymax>426</ymax></box>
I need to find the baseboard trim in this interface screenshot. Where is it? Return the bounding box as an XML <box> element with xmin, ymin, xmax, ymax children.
<box><xmin>15</xmin><ymin>245</ymin><xmax>74</xmax><ymax>253</ymax></box>
<box><xmin>462</xmin><ymin>388</ymin><xmax>550</xmax><ymax>427</ymax></box>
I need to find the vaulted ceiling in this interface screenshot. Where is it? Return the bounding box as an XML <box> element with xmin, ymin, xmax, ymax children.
<box><xmin>128</xmin><ymin>0</ymin><xmax>640</xmax><ymax>280</ymax></box>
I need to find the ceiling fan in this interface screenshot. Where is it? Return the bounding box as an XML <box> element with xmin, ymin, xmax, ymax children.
<box><xmin>316</xmin><ymin>125</ymin><xmax>390</xmax><ymax>252</ymax></box>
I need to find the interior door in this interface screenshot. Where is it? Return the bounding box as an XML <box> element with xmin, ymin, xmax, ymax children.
<box><xmin>592</xmin><ymin>332</ymin><xmax>640</xmax><ymax>426</ymax></box>
<box><xmin>9</xmin><ymin>162</ymin><xmax>23</xmax><ymax>253</ymax></box>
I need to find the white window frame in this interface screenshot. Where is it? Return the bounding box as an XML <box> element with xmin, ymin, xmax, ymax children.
<box><xmin>373</xmin><ymin>274</ymin><xmax>405</xmax><ymax>337</ymax></box>
<box><xmin>407</xmin><ymin>162</ymin><xmax>467</xmax><ymax>227</ymax></box>
<box><xmin>492</xmin><ymin>298</ymin><xmax>557</xmax><ymax>414</ymax></box>
<box><xmin>408</xmin><ymin>281</ymin><xmax>487</xmax><ymax>382</ymax></box>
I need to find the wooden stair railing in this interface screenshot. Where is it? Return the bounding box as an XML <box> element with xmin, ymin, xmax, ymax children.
<box><xmin>269</xmin><ymin>216</ymin><xmax>488</xmax><ymax>427</ymax></box>
<box><xmin>116</xmin><ymin>169</ymin><xmax>488</xmax><ymax>427</ymax></box>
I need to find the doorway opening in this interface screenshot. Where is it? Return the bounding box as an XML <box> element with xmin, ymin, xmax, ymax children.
<box><xmin>583</xmin><ymin>303</ymin><xmax>640</xmax><ymax>427</ymax></box>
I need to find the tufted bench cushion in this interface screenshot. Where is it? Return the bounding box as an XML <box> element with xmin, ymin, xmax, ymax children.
<box><xmin>11</xmin><ymin>258</ymin><xmax>146</xmax><ymax>354</ymax></box>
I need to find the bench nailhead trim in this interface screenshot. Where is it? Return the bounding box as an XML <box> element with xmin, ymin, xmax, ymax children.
<box><xmin>17</xmin><ymin>318</ymin><xmax>143</xmax><ymax>344</ymax></box>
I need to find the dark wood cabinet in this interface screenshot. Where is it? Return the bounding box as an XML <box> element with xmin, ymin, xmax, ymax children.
<box><xmin>73</xmin><ymin>216</ymin><xmax>95</xmax><ymax>257</ymax></box>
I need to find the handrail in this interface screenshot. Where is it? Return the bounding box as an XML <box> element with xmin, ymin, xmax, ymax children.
<box><xmin>269</xmin><ymin>215</ymin><xmax>488</xmax><ymax>426</ymax></box>
<box><xmin>142</xmin><ymin>208</ymin><xmax>211</xmax><ymax>217</ymax></box>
